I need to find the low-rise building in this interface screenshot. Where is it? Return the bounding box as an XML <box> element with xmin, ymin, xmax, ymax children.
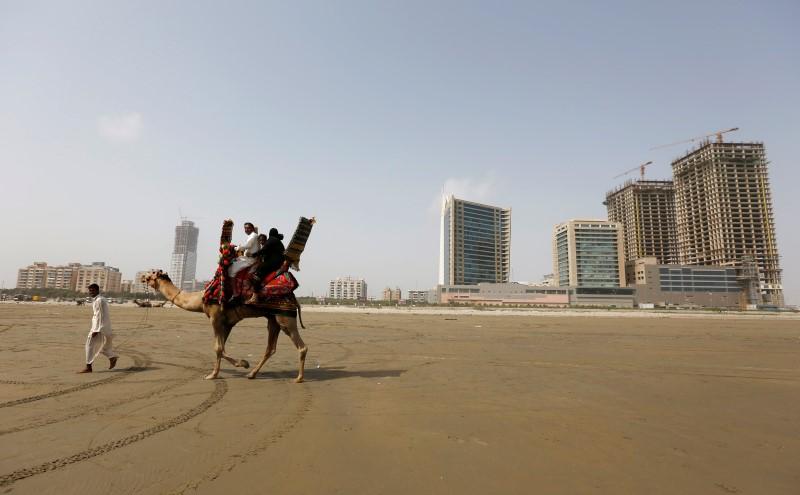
<box><xmin>628</xmin><ymin>257</ymin><xmax>741</xmax><ymax>309</ymax></box>
<box><xmin>406</xmin><ymin>290</ymin><xmax>430</xmax><ymax>304</ymax></box>
<box><xmin>568</xmin><ymin>287</ymin><xmax>635</xmax><ymax>308</ymax></box>
<box><xmin>435</xmin><ymin>283</ymin><xmax>569</xmax><ymax>307</ymax></box>
<box><xmin>382</xmin><ymin>287</ymin><xmax>402</xmax><ymax>302</ymax></box>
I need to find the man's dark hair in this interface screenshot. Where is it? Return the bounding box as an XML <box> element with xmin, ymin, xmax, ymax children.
<box><xmin>257</xmin><ymin>233</ymin><xmax>267</xmax><ymax>241</ymax></box>
<box><xmin>244</xmin><ymin>222</ymin><xmax>255</xmax><ymax>229</ymax></box>
<box><xmin>88</xmin><ymin>283</ymin><xmax>100</xmax><ymax>291</ymax></box>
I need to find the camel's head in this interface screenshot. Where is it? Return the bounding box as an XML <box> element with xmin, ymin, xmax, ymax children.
<box><xmin>141</xmin><ymin>270</ymin><xmax>171</xmax><ymax>289</ymax></box>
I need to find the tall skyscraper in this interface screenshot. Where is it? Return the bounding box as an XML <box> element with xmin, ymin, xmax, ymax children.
<box><xmin>604</xmin><ymin>180</ymin><xmax>676</xmax><ymax>264</ymax></box>
<box><xmin>552</xmin><ymin>220</ymin><xmax>625</xmax><ymax>288</ymax></box>
<box><xmin>169</xmin><ymin>220</ymin><xmax>199</xmax><ymax>291</ymax></box>
<box><xmin>672</xmin><ymin>142</ymin><xmax>782</xmax><ymax>305</ymax></box>
<box><xmin>439</xmin><ymin>195</ymin><xmax>511</xmax><ymax>285</ymax></box>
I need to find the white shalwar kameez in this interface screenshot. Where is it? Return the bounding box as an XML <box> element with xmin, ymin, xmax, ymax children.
<box><xmin>228</xmin><ymin>231</ymin><xmax>261</xmax><ymax>277</ymax></box>
<box><xmin>86</xmin><ymin>294</ymin><xmax>118</xmax><ymax>365</ymax></box>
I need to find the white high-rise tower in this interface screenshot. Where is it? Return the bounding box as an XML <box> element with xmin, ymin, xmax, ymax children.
<box><xmin>169</xmin><ymin>219</ymin><xmax>199</xmax><ymax>290</ymax></box>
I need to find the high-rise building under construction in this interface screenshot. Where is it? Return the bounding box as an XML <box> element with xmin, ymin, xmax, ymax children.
<box><xmin>604</xmin><ymin>180</ymin><xmax>677</xmax><ymax>264</ymax></box>
<box><xmin>169</xmin><ymin>220</ymin><xmax>199</xmax><ymax>291</ymax></box>
<box><xmin>672</xmin><ymin>142</ymin><xmax>782</xmax><ymax>305</ymax></box>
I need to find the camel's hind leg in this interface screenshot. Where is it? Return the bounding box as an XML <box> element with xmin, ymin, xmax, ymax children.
<box><xmin>247</xmin><ymin>316</ymin><xmax>281</xmax><ymax>379</ymax></box>
<box><xmin>278</xmin><ymin>315</ymin><xmax>307</xmax><ymax>383</ymax></box>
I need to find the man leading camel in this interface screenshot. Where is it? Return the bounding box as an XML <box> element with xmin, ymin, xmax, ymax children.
<box><xmin>78</xmin><ymin>283</ymin><xmax>118</xmax><ymax>373</ymax></box>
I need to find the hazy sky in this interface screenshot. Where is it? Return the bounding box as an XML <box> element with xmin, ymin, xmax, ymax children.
<box><xmin>1</xmin><ymin>1</ymin><xmax>798</xmax><ymax>303</ymax></box>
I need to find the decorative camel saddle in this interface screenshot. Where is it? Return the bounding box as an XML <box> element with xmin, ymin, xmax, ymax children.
<box><xmin>203</xmin><ymin>217</ymin><xmax>315</xmax><ymax>312</ymax></box>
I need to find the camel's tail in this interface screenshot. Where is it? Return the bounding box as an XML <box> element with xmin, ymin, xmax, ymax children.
<box><xmin>291</xmin><ymin>293</ymin><xmax>305</xmax><ymax>329</ymax></box>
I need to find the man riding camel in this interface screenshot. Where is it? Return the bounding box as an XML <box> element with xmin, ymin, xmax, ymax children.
<box><xmin>228</xmin><ymin>221</ymin><xmax>260</xmax><ymax>278</ymax></box>
<box><xmin>247</xmin><ymin>227</ymin><xmax>286</xmax><ymax>304</ymax></box>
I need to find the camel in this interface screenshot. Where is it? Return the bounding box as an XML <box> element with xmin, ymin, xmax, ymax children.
<box><xmin>141</xmin><ymin>270</ymin><xmax>308</xmax><ymax>382</ymax></box>
<box><xmin>133</xmin><ymin>299</ymin><xmax>166</xmax><ymax>308</ymax></box>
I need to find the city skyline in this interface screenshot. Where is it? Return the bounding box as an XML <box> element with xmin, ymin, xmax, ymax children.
<box><xmin>1</xmin><ymin>2</ymin><xmax>798</xmax><ymax>303</ymax></box>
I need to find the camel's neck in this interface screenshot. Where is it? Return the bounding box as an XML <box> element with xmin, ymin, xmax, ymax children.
<box><xmin>156</xmin><ymin>280</ymin><xmax>204</xmax><ymax>312</ymax></box>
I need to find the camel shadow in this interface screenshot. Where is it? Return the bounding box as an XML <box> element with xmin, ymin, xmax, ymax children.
<box><xmin>227</xmin><ymin>366</ymin><xmax>407</xmax><ymax>382</ymax></box>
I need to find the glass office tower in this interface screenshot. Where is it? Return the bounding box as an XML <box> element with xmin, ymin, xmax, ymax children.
<box><xmin>552</xmin><ymin>220</ymin><xmax>625</xmax><ymax>288</ymax></box>
<box><xmin>439</xmin><ymin>195</ymin><xmax>511</xmax><ymax>285</ymax></box>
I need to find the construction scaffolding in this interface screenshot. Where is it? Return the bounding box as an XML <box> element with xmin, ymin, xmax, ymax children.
<box><xmin>736</xmin><ymin>255</ymin><xmax>761</xmax><ymax>309</ymax></box>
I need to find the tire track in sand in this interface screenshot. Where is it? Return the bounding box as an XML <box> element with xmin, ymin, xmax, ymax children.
<box><xmin>168</xmin><ymin>384</ymin><xmax>312</xmax><ymax>495</ymax></box>
<box><xmin>168</xmin><ymin>335</ymin><xmax>361</xmax><ymax>494</ymax></box>
<box><xmin>0</xmin><ymin>380</ymin><xmax>228</xmax><ymax>488</ymax></box>
<box><xmin>0</xmin><ymin>350</ymin><xmax>151</xmax><ymax>410</ymax></box>
<box><xmin>0</xmin><ymin>376</ymin><xmax>192</xmax><ymax>437</ymax></box>
<box><xmin>0</xmin><ymin>352</ymin><xmax>211</xmax><ymax>436</ymax></box>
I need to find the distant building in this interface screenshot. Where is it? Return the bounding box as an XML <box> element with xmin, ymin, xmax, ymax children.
<box><xmin>439</xmin><ymin>195</ymin><xmax>511</xmax><ymax>285</ymax></box>
<box><xmin>552</xmin><ymin>220</ymin><xmax>625</xmax><ymax>288</ymax></box>
<box><xmin>75</xmin><ymin>262</ymin><xmax>122</xmax><ymax>293</ymax></box>
<box><xmin>382</xmin><ymin>287</ymin><xmax>402</xmax><ymax>302</ymax></box>
<box><xmin>628</xmin><ymin>257</ymin><xmax>741</xmax><ymax>309</ymax></box>
<box><xmin>16</xmin><ymin>262</ymin><xmax>82</xmax><ymax>290</ymax></box>
<box><xmin>406</xmin><ymin>290</ymin><xmax>430</xmax><ymax>304</ymax></box>
<box><xmin>539</xmin><ymin>274</ymin><xmax>555</xmax><ymax>286</ymax></box>
<box><xmin>120</xmin><ymin>280</ymin><xmax>133</xmax><ymax>294</ymax></box>
<box><xmin>672</xmin><ymin>142</ymin><xmax>782</xmax><ymax>305</ymax></box>
<box><xmin>435</xmin><ymin>283</ymin><xmax>569</xmax><ymax>307</ymax></box>
<box><xmin>604</xmin><ymin>180</ymin><xmax>676</xmax><ymax>264</ymax></box>
<box><xmin>169</xmin><ymin>220</ymin><xmax>199</xmax><ymax>293</ymax></box>
<box><xmin>329</xmin><ymin>277</ymin><xmax>367</xmax><ymax>300</ymax></box>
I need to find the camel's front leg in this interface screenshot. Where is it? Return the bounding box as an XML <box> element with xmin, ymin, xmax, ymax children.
<box><xmin>248</xmin><ymin>317</ymin><xmax>280</xmax><ymax>379</ymax></box>
<box><xmin>206</xmin><ymin>332</ymin><xmax>225</xmax><ymax>380</ymax></box>
<box><xmin>279</xmin><ymin>316</ymin><xmax>308</xmax><ymax>383</ymax></box>
<box><xmin>206</xmin><ymin>318</ymin><xmax>249</xmax><ymax>379</ymax></box>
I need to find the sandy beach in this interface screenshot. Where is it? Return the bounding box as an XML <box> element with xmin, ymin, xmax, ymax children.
<box><xmin>1</xmin><ymin>303</ymin><xmax>799</xmax><ymax>494</ymax></box>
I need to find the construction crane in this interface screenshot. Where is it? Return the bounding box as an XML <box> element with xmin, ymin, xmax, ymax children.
<box><xmin>613</xmin><ymin>161</ymin><xmax>653</xmax><ymax>180</ymax></box>
<box><xmin>650</xmin><ymin>127</ymin><xmax>739</xmax><ymax>151</ymax></box>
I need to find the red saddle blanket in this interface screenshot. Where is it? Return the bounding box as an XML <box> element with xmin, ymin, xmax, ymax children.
<box><xmin>231</xmin><ymin>268</ymin><xmax>298</xmax><ymax>300</ymax></box>
<box><xmin>204</xmin><ymin>267</ymin><xmax>298</xmax><ymax>306</ymax></box>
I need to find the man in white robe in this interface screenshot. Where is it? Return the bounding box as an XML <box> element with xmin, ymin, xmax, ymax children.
<box><xmin>228</xmin><ymin>221</ymin><xmax>261</xmax><ymax>277</ymax></box>
<box><xmin>79</xmin><ymin>283</ymin><xmax>118</xmax><ymax>373</ymax></box>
